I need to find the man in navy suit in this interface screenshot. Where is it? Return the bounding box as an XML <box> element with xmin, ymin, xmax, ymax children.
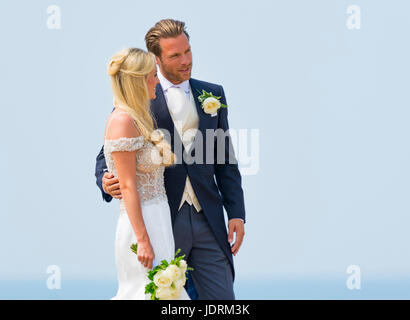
<box><xmin>95</xmin><ymin>19</ymin><xmax>246</xmax><ymax>300</ymax></box>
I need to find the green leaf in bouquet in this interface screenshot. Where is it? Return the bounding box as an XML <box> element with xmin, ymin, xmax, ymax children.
<box><xmin>176</xmin><ymin>255</ymin><xmax>186</xmax><ymax>264</ymax></box>
<box><xmin>145</xmin><ymin>281</ymin><xmax>157</xmax><ymax>294</ymax></box>
<box><xmin>130</xmin><ymin>243</ymin><xmax>138</xmax><ymax>255</ymax></box>
<box><xmin>145</xmin><ymin>282</ymin><xmax>159</xmax><ymax>300</ymax></box>
<box><xmin>161</xmin><ymin>260</ymin><xmax>169</xmax><ymax>267</ymax></box>
<box><xmin>148</xmin><ymin>270</ymin><xmax>156</xmax><ymax>281</ymax></box>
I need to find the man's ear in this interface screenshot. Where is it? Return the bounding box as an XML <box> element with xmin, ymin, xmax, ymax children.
<box><xmin>155</xmin><ymin>55</ymin><xmax>161</xmax><ymax>66</ymax></box>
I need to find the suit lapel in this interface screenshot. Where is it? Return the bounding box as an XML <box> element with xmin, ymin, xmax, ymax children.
<box><xmin>189</xmin><ymin>78</ymin><xmax>206</xmax><ymax>135</ymax></box>
<box><xmin>151</xmin><ymin>84</ymin><xmax>172</xmax><ymax>132</ymax></box>
<box><xmin>150</xmin><ymin>84</ymin><xmax>185</xmax><ymax>154</ymax></box>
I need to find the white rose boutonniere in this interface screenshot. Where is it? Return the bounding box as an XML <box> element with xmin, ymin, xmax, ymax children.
<box><xmin>197</xmin><ymin>89</ymin><xmax>228</xmax><ymax>117</ymax></box>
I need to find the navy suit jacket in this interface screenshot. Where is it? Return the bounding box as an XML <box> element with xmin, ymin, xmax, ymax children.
<box><xmin>95</xmin><ymin>78</ymin><xmax>246</xmax><ymax>278</ymax></box>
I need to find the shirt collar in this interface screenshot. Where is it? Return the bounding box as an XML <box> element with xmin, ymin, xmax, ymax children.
<box><xmin>157</xmin><ymin>65</ymin><xmax>190</xmax><ymax>94</ymax></box>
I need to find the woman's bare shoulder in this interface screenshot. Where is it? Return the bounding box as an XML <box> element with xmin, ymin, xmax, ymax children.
<box><xmin>105</xmin><ymin>110</ymin><xmax>141</xmax><ymax>140</ymax></box>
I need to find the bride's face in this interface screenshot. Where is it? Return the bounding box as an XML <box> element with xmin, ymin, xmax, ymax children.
<box><xmin>146</xmin><ymin>68</ymin><xmax>159</xmax><ymax>100</ymax></box>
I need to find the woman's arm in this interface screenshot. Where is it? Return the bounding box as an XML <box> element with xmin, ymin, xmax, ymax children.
<box><xmin>107</xmin><ymin>113</ymin><xmax>154</xmax><ymax>269</ymax></box>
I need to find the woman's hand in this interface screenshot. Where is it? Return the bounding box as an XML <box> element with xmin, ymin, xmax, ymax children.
<box><xmin>137</xmin><ymin>240</ymin><xmax>155</xmax><ymax>270</ymax></box>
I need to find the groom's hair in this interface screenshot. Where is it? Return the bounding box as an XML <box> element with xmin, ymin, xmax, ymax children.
<box><xmin>145</xmin><ymin>19</ymin><xmax>190</xmax><ymax>58</ymax></box>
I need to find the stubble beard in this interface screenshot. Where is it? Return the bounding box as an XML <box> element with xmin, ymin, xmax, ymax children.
<box><xmin>161</xmin><ymin>63</ymin><xmax>192</xmax><ymax>84</ymax></box>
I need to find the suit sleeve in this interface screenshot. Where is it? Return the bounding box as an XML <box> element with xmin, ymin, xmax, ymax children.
<box><xmin>214</xmin><ymin>85</ymin><xmax>246</xmax><ymax>222</ymax></box>
<box><xmin>95</xmin><ymin>145</ymin><xmax>113</xmax><ymax>202</ymax></box>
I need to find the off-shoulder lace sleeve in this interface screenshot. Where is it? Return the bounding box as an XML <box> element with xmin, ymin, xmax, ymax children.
<box><xmin>104</xmin><ymin>136</ymin><xmax>145</xmax><ymax>153</ymax></box>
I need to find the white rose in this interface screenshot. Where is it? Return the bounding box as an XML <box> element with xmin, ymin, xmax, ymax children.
<box><xmin>202</xmin><ymin>97</ymin><xmax>221</xmax><ymax>115</ymax></box>
<box><xmin>174</xmin><ymin>277</ymin><xmax>186</xmax><ymax>290</ymax></box>
<box><xmin>179</xmin><ymin>260</ymin><xmax>187</xmax><ymax>269</ymax></box>
<box><xmin>153</xmin><ymin>270</ymin><xmax>173</xmax><ymax>288</ymax></box>
<box><xmin>155</xmin><ymin>286</ymin><xmax>175</xmax><ymax>300</ymax></box>
<box><xmin>179</xmin><ymin>260</ymin><xmax>188</xmax><ymax>275</ymax></box>
<box><xmin>166</xmin><ymin>264</ymin><xmax>182</xmax><ymax>281</ymax></box>
<box><xmin>171</xmin><ymin>286</ymin><xmax>182</xmax><ymax>300</ymax></box>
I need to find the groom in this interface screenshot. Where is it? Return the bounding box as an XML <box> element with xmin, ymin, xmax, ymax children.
<box><xmin>95</xmin><ymin>19</ymin><xmax>246</xmax><ymax>300</ymax></box>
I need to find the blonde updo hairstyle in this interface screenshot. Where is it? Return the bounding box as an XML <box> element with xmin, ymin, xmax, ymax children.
<box><xmin>107</xmin><ymin>48</ymin><xmax>176</xmax><ymax>167</ymax></box>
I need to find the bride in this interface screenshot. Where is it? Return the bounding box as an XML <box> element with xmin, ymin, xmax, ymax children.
<box><xmin>103</xmin><ymin>48</ymin><xmax>189</xmax><ymax>300</ymax></box>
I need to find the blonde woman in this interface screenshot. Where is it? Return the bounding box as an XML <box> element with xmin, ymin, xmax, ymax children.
<box><xmin>103</xmin><ymin>48</ymin><xmax>189</xmax><ymax>300</ymax></box>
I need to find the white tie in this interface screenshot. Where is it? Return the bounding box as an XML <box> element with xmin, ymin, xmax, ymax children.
<box><xmin>166</xmin><ymin>86</ymin><xmax>189</xmax><ymax>124</ymax></box>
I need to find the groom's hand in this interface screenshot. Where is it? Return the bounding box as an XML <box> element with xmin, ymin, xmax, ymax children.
<box><xmin>102</xmin><ymin>172</ymin><xmax>122</xmax><ymax>199</ymax></box>
<box><xmin>228</xmin><ymin>219</ymin><xmax>245</xmax><ymax>256</ymax></box>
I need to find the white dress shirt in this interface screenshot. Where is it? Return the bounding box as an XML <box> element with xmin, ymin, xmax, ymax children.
<box><xmin>157</xmin><ymin>68</ymin><xmax>202</xmax><ymax>213</ymax></box>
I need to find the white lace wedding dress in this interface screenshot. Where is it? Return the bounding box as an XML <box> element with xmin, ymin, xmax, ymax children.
<box><xmin>104</xmin><ymin>119</ymin><xmax>190</xmax><ymax>300</ymax></box>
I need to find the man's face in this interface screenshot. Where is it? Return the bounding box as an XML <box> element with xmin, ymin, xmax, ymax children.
<box><xmin>156</xmin><ymin>33</ymin><xmax>192</xmax><ymax>84</ymax></box>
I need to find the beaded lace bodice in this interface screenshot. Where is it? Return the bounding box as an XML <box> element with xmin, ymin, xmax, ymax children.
<box><xmin>104</xmin><ymin>122</ymin><xmax>168</xmax><ymax>207</ymax></box>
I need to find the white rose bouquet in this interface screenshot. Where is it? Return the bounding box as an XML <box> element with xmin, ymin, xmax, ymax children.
<box><xmin>130</xmin><ymin>244</ymin><xmax>193</xmax><ymax>300</ymax></box>
<box><xmin>196</xmin><ymin>89</ymin><xmax>228</xmax><ymax>117</ymax></box>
